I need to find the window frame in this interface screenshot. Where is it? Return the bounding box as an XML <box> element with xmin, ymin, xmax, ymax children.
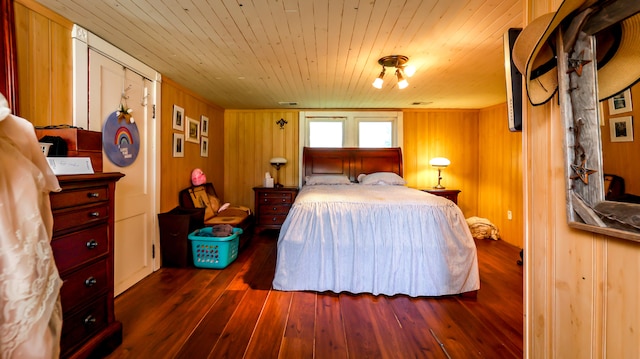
<box><xmin>298</xmin><ymin>111</ymin><xmax>404</xmax><ymax>186</ymax></box>
<box><xmin>300</xmin><ymin>111</ymin><xmax>403</xmax><ymax>148</ymax></box>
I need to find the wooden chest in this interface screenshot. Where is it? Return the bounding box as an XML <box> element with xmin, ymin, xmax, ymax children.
<box><xmin>51</xmin><ymin>173</ymin><xmax>123</xmax><ymax>358</ymax></box>
<box><xmin>253</xmin><ymin>187</ymin><xmax>298</xmax><ymax>232</ymax></box>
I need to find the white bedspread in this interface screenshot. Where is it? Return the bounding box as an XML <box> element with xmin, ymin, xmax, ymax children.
<box><xmin>273</xmin><ymin>185</ymin><xmax>480</xmax><ymax>297</ymax></box>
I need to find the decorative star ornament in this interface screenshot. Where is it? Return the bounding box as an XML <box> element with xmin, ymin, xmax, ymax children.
<box><xmin>116</xmin><ymin>103</ymin><xmax>134</xmax><ymax>123</ymax></box>
<box><xmin>567</xmin><ymin>50</ymin><xmax>592</xmax><ymax>76</ymax></box>
<box><xmin>570</xmin><ymin>159</ymin><xmax>597</xmax><ymax>184</ymax></box>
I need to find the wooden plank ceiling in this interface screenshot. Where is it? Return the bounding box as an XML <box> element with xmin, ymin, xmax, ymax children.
<box><xmin>34</xmin><ymin>0</ymin><xmax>522</xmax><ymax>110</ymax></box>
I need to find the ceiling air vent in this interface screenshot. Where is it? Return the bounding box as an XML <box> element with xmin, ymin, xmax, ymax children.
<box><xmin>278</xmin><ymin>102</ymin><xmax>298</xmax><ymax>106</ymax></box>
<box><xmin>411</xmin><ymin>101</ymin><xmax>433</xmax><ymax>106</ymax></box>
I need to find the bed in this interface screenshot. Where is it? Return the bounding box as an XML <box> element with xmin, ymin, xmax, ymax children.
<box><xmin>272</xmin><ymin>147</ymin><xmax>479</xmax><ymax>297</ymax></box>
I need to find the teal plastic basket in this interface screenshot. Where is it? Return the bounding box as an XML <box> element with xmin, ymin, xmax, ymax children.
<box><xmin>188</xmin><ymin>227</ymin><xmax>242</xmax><ymax>269</ymax></box>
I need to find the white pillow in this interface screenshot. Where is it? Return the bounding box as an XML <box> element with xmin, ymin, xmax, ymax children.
<box><xmin>357</xmin><ymin>173</ymin><xmax>367</xmax><ymax>183</ymax></box>
<box><xmin>360</xmin><ymin>172</ymin><xmax>406</xmax><ymax>185</ymax></box>
<box><xmin>305</xmin><ymin>175</ymin><xmax>352</xmax><ymax>185</ymax></box>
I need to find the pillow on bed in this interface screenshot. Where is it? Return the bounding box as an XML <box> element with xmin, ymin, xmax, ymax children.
<box><xmin>305</xmin><ymin>174</ymin><xmax>352</xmax><ymax>185</ymax></box>
<box><xmin>359</xmin><ymin>172</ymin><xmax>406</xmax><ymax>185</ymax></box>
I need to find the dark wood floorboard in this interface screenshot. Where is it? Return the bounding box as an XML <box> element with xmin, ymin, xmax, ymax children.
<box><xmin>105</xmin><ymin>231</ymin><xmax>523</xmax><ymax>359</ymax></box>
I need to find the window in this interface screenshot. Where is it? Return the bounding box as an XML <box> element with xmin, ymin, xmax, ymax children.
<box><xmin>308</xmin><ymin>120</ymin><xmax>345</xmax><ymax>147</ymax></box>
<box><xmin>300</xmin><ymin>111</ymin><xmax>402</xmax><ymax>148</ymax></box>
<box><xmin>358</xmin><ymin>121</ymin><xmax>393</xmax><ymax>148</ymax></box>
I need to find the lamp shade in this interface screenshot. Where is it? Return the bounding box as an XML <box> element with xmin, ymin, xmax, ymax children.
<box><xmin>270</xmin><ymin>157</ymin><xmax>287</xmax><ymax>165</ymax></box>
<box><xmin>429</xmin><ymin>157</ymin><xmax>450</xmax><ymax>168</ymax></box>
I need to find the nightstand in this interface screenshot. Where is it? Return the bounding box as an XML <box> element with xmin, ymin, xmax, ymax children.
<box><xmin>422</xmin><ymin>189</ymin><xmax>461</xmax><ymax>205</ymax></box>
<box><xmin>253</xmin><ymin>187</ymin><xmax>299</xmax><ymax>233</ymax></box>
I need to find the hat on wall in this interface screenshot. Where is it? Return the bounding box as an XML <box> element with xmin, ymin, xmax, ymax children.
<box><xmin>597</xmin><ymin>12</ymin><xmax>640</xmax><ymax>100</ymax></box>
<box><xmin>513</xmin><ymin>0</ymin><xmax>640</xmax><ymax>105</ymax></box>
<box><xmin>512</xmin><ymin>0</ymin><xmax>588</xmax><ymax>106</ymax></box>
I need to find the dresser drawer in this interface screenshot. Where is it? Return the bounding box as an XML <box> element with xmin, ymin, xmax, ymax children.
<box><xmin>259</xmin><ymin>203</ymin><xmax>292</xmax><ymax>215</ymax></box>
<box><xmin>50</xmin><ymin>186</ymin><xmax>109</xmax><ymax>210</ymax></box>
<box><xmin>253</xmin><ymin>187</ymin><xmax>298</xmax><ymax>232</ymax></box>
<box><xmin>60</xmin><ymin>296</ymin><xmax>109</xmax><ymax>356</ymax></box>
<box><xmin>52</xmin><ymin>224</ymin><xmax>110</xmax><ymax>274</ymax></box>
<box><xmin>258</xmin><ymin>214</ymin><xmax>289</xmax><ymax>226</ymax></box>
<box><xmin>258</xmin><ymin>195</ymin><xmax>294</xmax><ymax>205</ymax></box>
<box><xmin>53</xmin><ymin>203</ymin><xmax>109</xmax><ymax>234</ymax></box>
<box><xmin>258</xmin><ymin>190</ymin><xmax>294</xmax><ymax>201</ymax></box>
<box><xmin>60</xmin><ymin>260</ymin><xmax>109</xmax><ymax>313</ymax></box>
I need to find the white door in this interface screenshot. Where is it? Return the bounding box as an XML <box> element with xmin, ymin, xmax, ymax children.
<box><xmin>89</xmin><ymin>50</ymin><xmax>156</xmax><ymax>295</ymax></box>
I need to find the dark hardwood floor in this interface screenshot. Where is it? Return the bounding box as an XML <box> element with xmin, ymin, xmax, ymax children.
<box><xmin>104</xmin><ymin>231</ymin><xmax>523</xmax><ymax>358</ymax></box>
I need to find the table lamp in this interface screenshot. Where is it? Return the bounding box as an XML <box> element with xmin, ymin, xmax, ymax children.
<box><xmin>270</xmin><ymin>157</ymin><xmax>287</xmax><ymax>187</ymax></box>
<box><xmin>429</xmin><ymin>157</ymin><xmax>450</xmax><ymax>189</ymax></box>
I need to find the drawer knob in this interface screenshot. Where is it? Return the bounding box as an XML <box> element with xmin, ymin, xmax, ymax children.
<box><xmin>272</xmin><ymin>217</ymin><xmax>277</xmax><ymax>222</ymax></box>
<box><xmin>87</xmin><ymin>192</ymin><xmax>100</xmax><ymax>198</ymax></box>
<box><xmin>281</xmin><ymin>199</ymin><xmax>286</xmax><ymax>202</ymax></box>
<box><xmin>84</xmin><ymin>315</ymin><xmax>96</xmax><ymax>326</ymax></box>
<box><xmin>86</xmin><ymin>240</ymin><xmax>99</xmax><ymax>249</ymax></box>
<box><xmin>84</xmin><ymin>277</ymin><xmax>97</xmax><ymax>287</ymax></box>
<box><xmin>89</xmin><ymin>211</ymin><xmax>100</xmax><ymax>218</ymax></box>
<box><xmin>273</xmin><ymin>207</ymin><xmax>277</xmax><ymax>211</ymax></box>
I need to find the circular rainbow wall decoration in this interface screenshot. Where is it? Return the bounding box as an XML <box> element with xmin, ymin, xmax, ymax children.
<box><xmin>102</xmin><ymin>111</ymin><xmax>140</xmax><ymax>167</ymax></box>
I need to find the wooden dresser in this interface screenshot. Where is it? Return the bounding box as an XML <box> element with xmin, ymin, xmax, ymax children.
<box><xmin>422</xmin><ymin>189</ymin><xmax>461</xmax><ymax>205</ymax></box>
<box><xmin>50</xmin><ymin>173</ymin><xmax>124</xmax><ymax>358</ymax></box>
<box><xmin>253</xmin><ymin>187</ymin><xmax>298</xmax><ymax>232</ymax></box>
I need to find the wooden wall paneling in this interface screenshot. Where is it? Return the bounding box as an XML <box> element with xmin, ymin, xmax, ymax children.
<box><xmin>224</xmin><ymin>110</ymin><xmax>299</xmax><ymax>212</ymax></box>
<box><xmin>31</xmin><ymin>10</ymin><xmax>51</xmax><ymax>124</ymax></box>
<box><xmin>600</xmin><ymin>82</ymin><xmax>640</xmax><ymax>195</ymax></box>
<box><xmin>159</xmin><ymin>77</ymin><xmax>225</xmax><ymax>212</ymax></box>
<box><xmin>524</xmin><ymin>0</ymin><xmax>640</xmax><ymax>349</ymax></box>
<box><xmin>50</xmin><ymin>20</ymin><xmax>71</xmax><ymax>125</ymax></box>
<box><xmin>402</xmin><ymin>110</ymin><xmax>479</xmax><ymax>217</ymax></box>
<box><xmin>605</xmin><ymin>239</ymin><xmax>639</xmax><ymax>358</ymax></box>
<box><xmin>478</xmin><ymin>103</ymin><xmax>523</xmax><ymax>248</ymax></box>
<box><xmin>14</xmin><ymin>0</ymin><xmax>72</xmax><ymax>126</ymax></box>
<box><xmin>13</xmin><ymin>1</ymin><xmax>28</xmax><ymax>115</ymax></box>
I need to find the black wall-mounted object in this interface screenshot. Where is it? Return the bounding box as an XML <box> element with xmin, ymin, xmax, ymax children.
<box><xmin>504</xmin><ymin>28</ymin><xmax>523</xmax><ymax>132</ymax></box>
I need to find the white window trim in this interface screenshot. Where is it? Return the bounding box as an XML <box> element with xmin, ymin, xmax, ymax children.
<box><xmin>298</xmin><ymin>111</ymin><xmax>404</xmax><ymax>186</ymax></box>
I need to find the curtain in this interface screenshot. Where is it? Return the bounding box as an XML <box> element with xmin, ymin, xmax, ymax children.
<box><xmin>1</xmin><ymin>0</ymin><xmax>19</xmax><ymax>113</ymax></box>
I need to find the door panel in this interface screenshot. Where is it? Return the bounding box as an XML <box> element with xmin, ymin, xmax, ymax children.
<box><xmin>89</xmin><ymin>50</ymin><xmax>155</xmax><ymax>295</ymax></box>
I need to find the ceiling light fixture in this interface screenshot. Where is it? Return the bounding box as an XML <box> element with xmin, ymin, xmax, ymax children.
<box><xmin>372</xmin><ymin>55</ymin><xmax>415</xmax><ymax>90</ymax></box>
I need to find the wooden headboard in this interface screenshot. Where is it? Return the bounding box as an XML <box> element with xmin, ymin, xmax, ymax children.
<box><xmin>302</xmin><ymin>147</ymin><xmax>403</xmax><ymax>182</ymax></box>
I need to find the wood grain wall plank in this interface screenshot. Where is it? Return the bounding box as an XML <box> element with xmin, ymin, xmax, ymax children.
<box><xmin>478</xmin><ymin>103</ymin><xmax>523</xmax><ymax>248</ymax></box>
<box><xmin>402</xmin><ymin>110</ymin><xmax>479</xmax><ymax>218</ymax></box>
<box><xmin>14</xmin><ymin>0</ymin><xmax>72</xmax><ymax>126</ymax></box>
<box><xmin>160</xmin><ymin>77</ymin><xmax>225</xmax><ymax>212</ymax></box>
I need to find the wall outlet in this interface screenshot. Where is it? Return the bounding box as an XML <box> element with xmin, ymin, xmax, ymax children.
<box><xmin>507</xmin><ymin>210</ymin><xmax>513</xmax><ymax>220</ymax></box>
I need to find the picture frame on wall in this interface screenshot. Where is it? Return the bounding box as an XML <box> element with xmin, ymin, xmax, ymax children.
<box><xmin>608</xmin><ymin>89</ymin><xmax>633</xmax><ymax>115</ymax></box>
<box><xmin>172</xmin><ymin>105</ymin><xmax>185</xmax><ymax>131</ymax></box>
<box><xmin>201</xmin><ymin>115</ymin><xmax>209</xmax><ymax>137</ymax></box>
<box><xmin>609</xmin><ymin>116</ymin><xmax>634</xmax><ymax>143</ymax></box>
<box><xmin>172</xmin><ymin>133</ymin><xmax>184</xmax><ymax>157</ymax></box>
<box><xmin>186</xmin><ymin>117</ymin><xmax>200</xmax><ymax>143</ymax></box>
<box><xmin>200</xmin><ymin>137</ymin><xmax>209</xmax><ymax>157</ymax></box>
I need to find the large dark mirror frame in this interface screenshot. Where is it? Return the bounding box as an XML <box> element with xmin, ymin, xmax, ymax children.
<box><xmin>558</xmin><ymin>3</ymin><xmax>640</xmax><ymax>242</ymax></box>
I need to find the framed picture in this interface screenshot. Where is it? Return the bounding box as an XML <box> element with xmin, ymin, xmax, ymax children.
<box><xmin>608</xmin><ymin>89</ymin><xmax>633</xmax><ymax>115</ymax></box>
<box><xmin>186</xmin><ymin>117</ymin><xmax>200</xmax><ymax>143</ymax></box>
<box><xmin>172</xmin><ymin>105</ymin><xmax>184</xmax><ymax>131</ymax></box>
<box><xmin>172</xmin><ymin>133</ymin><xmax>184</xmax><ymax>157</ymax></box>
<box><xmin>200</xmin><ymin>115</ymin><xmax>209</xmax><ymax>137</ymax></box>
<box><xmin>609</xmin><ymin>116</ymin><xmax>634</xmax><ymax>142</ymax></box>
<box><xmin>200</xmin><ymin>137</ymin><xmax>209</xmax><ymax>157</ymax></box>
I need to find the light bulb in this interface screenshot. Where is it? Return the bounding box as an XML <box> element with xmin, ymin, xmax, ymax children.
<box><xmin>403</xmin><ymin>65</ymin><xmax>416</xmax><ymax>77</ymax></box>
